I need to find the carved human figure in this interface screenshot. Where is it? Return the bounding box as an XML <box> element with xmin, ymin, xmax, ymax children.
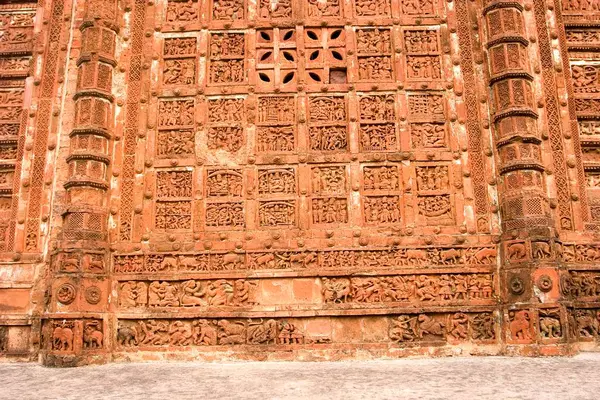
<box><xmin>193</xmin><ymin>319</ymin><xmax>218</xmax><ymax>345</ymax></box>
<box><xmin>390</xmin><ymin>315</ymin><xmax>418</xmax><ymax>342</ymax></box>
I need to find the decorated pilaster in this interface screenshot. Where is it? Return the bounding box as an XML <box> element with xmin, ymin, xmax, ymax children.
<box><xmin>479</xmin><ymin>0</ymin><xmax>576</xmax><ymax>354</ymax></box>
<box><xmin>41</xmin><ymin>0</ymin><xmax>118</xmax><ymax>366</ymax></box>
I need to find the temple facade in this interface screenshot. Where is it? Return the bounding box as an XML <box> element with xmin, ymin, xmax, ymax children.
<box><xmin>0</xmin><ymin>0</ymin><xmax>600</xmax><ymax>366</ymax></box>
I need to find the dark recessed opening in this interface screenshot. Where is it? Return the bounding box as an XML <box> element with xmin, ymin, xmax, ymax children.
<box><xmin>309</xmin><ymin>72</ymin><xmax>322</xmax><ymax>82</ymax></box>
<box><xmin>283</xmin><ymin>30</ymin><xmax>294</xmax><ymax>41</ymax></box>
<box><xmin>331</xmin><ymin>51</ymin><xmax>343</xmax><ymax>61</ymax></box>
<box><xmin>329</xmin><ymin>68</ymin><xmax>347</xmax><ymax>84</ymax></box>
<box><xmin>260</xmin><ymin>51</ymin><xmax>272</xmax><ymax>61</ymax></box>
<box><xmin>282</xmin><ymin>71</ymin><xmax>295</xmax><ymax>84</ymax></box>
<box><xmin>283</xmin><ymin>51</ymin><xmax>295</xmax><ymax>62</ymax></box>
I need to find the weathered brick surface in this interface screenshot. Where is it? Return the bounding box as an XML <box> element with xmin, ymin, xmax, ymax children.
<box><xmin>0</xmin><ymin>0</ymin><xmax>599</xmax><ymax>366</ymax></box>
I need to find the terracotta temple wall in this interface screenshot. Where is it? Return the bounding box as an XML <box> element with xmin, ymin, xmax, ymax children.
<box><xmin>0</xmin><ymin>0</ymin><xmax>600</xmax><ymax>366</ymax></box>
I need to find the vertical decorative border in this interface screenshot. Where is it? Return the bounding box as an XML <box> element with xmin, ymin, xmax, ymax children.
<box><xmin>7</xmin><ymin>111</ymin><xmax>28</xmax><ymax>252</ymax></box>
<box><xmin>118</xmin><ymin>0</ymin><xmax>148</xmax><ymax>242</ymax></box>
<box><xmin>22</xmin><ymin>0</ymin><xmax>66</xmax><ymax>252</ymax></box>
<box><xmin>454</xmin><ymin>0</ymin><xmax>490</xmax><ymax>232</ymax></box>
<box><xmin>553</xmin><ymin>0</ymin><xmax>589</xmax><ymax>224</ymax></box>
<box><xmin>532</xmin><ymin>0</ymin><xmax>573</xmax><ymax>230</ymax></box>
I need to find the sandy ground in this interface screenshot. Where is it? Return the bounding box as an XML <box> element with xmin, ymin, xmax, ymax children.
<box><xmin>2</xmin><ymin>354</ymin><xmax>599</xmax><ymax>400</ymax></box>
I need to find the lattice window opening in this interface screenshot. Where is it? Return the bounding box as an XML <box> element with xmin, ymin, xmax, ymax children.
<box><xmin>304</xmin><ymin>27</ymin><xmax>348</xmax><ymax>86</ymax></box>
<box><xmin>256</xmin><ymin>28</ymin><xmax>298</xmax><ymax>91</ymax></box>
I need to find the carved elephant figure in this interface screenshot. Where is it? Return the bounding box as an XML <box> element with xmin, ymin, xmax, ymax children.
<box><xmin>539</xmin><ymin>317</ymin><xmax>561</xmax><ymax>339</ymax></box>
<box><xmin>52</xmin><ymin>326</ymin><xmax>73</xmax><ymax>351</ymax></box>
<box><xmin>117</xmin><ymin>325</ymin><xmax>138</xmax><ymax>347</ymax></box>
<box><xmin>576</xmin><ymin>312</ymin><xmax>600</xmax><ymax>338</ymax></box>
<box><xmin>83</xmin><ymin>325</ymin><xmax>103</xmax><ymax>349</ymax></box>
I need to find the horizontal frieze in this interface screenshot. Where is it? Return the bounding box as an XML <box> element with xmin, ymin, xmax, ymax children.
<box><xmin>116</xmin><ymin>312</ymin><xmax>498</xmax><ymax>348</ymax></box>
<box><xmin>113</xmin><ymin>246</ymin><xmax>499</xmax><ymax>275</ymax></box>
<box><xmin>116</xmin><ymin>273</ymin><xmax>496</xmax><ymax>310</ymax></box>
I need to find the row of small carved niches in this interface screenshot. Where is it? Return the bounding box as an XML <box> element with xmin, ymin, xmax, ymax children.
<box><xmin>153</xmin><ymin>25</ymin><xmax>450</xmax><ymax>94</ymax></box>
<box><xmin>145</xmin><ymin>92</ymin><xmax>457</xmax><ymax>166</ymax></box>
<box><xmin>159</xmin><ymin>0</ymin><xmax>445</xmax><ymax>31</ymax></box>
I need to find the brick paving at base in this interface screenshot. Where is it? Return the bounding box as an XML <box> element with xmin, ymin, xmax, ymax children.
<box><xmin>2</xmin><ymin>354</ymin><xmax>600</xmax><ymax>400</ymax></box>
